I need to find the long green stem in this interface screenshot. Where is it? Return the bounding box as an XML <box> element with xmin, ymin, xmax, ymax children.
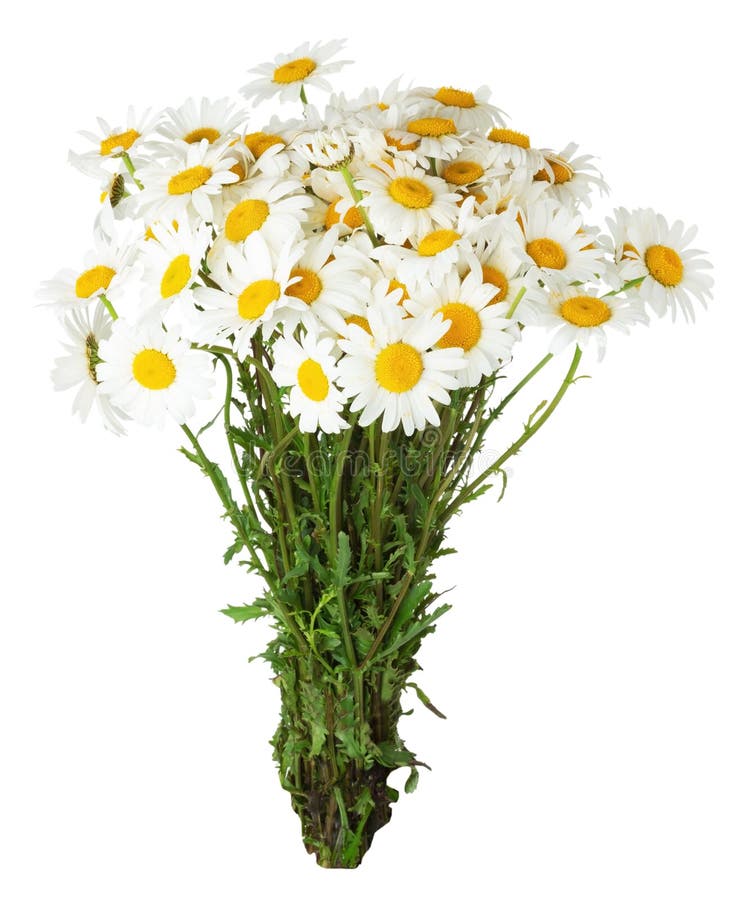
<box><xmin>339</xmin><ymin>165</ymin><xmax>379</xmax><ymax>246</ymax></box>
<box><xmin>120</xmin><ymin>151</ymin><xmax>143</xmax><ymax>191</ymax></box>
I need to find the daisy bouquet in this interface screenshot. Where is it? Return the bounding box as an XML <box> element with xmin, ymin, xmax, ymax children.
<box><xmin>41</xmin><ymin>39</ymin><xmax>712</xmax><ymax>868</ymax></box>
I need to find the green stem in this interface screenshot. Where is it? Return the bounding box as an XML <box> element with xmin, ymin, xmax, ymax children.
<box><xmin>339</xmin><ymin>165</ymin><xmax>379</xmax><ymax>246</ymax></box>
<box><xmin>120</xmin><ymin>151</ymin><xmax>143</xmax><ymax>191</ymax></box>
<box><xmin>505</xmin><ymin>286</ymin><xmax>526</xmax><ymax>320</ymax></box>
<box><xmin>300</xmin><ymin>85</ymin><xmax>309</xmax><ymax>105</ymax></box>
<box><xmin>603</xmin><ymin>275</ymin><xmax>646</xmax><ymax>297</ymax></box>
<box><xmin>492</xmin><ymin>353</ymin><xmax>553</xmax><ymax>419</ymax></box>
<box><xmin>99</xmin><ymin>293</ymin><xmax>118</xmax><ymax>320</ymax></box>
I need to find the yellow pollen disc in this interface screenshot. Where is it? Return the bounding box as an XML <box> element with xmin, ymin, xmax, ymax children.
<box><xmin>487</xmin><ymin>128</ymin><xmax>530</xmax><ymax>149</ymax></box>
<box><xmin>535</xmin><ymin>159</ymin><xmax>574</xmax><ymax>184</ymax></box>
<box><xmin>244</xmin><ymin>132</ymin><xmax>285</xmax><ymax>157</ymax></box>
<box><xmin>297</xmin><ymin>359</ymin><xmax>329</xmax><ymax>401</ymax></box>
<box><xmin>407</xmin><ymin>117</ymin><xmax>457</xmax><ymax>137</ymax></box>
<box><xmin>482</xmin><ymin>265</ymin><xmax>509</xmax><ymax>304</ymax></box>
<box><xmin>225</xmin><ymin>199</ymin><xmax>270</xmax><ymax>242</ymax></box>
<box><xmin>434</xmin><ymin>87</ymin><xmax>475</xmax><ymax>108</ymax></box>
<box><xmin>168</xmin><ymin>165</ymin><xmax>212</xmax><ymax>195</ymax></box>
<box><xmin>184</xmin><ymin>126</ymin><xmax>221</xmax><ymax>144</ymax></box>
<box><xmin>437</xmin><ymin>302</ymin><xmax>482</xmax><ymax>351</ymax></box>
<box><xmin>375</xmin><ymin>342</ymin><xmax>424</xmax><ymax>393</ymax></box>
<box><xmin>100</xmin><ymin>129</ymin><xmax>140</xmax><ymax>156</ymax></box>
<box><xmin>237</xmin><ymin>279</ymin><xmax>280</xmax><ymax>320</ymax></box>
<box><xmin>387</xmin><ymin>279</ymin><xmax>410</xmax><ymax>304</ymax></box>
<box><xmin>377</xmin><ymin>102</ymin><xmax>390</xmax><ymax>111</ymax></box>
<box><xmin>443</xmin><ymin>160</ymin><xmax>484</xmax><ymax>186</ymax></box>
<box><xmin>325</xmin><ymin>198</ymin><xmax>364</xmax><ymax>230</ymax></box>
<box><xmin>230</xmin><ymin>161</ymin><xmax>246</xmax><ymax>182</ymax></box>
<box><xmin>75</xmin><ymin>265</ymin><xmax>116</xmax><ymax>298</ymax></box>
<box><xmin>132</xmin><ymin>348</ymin><xmax>177</xmax><ymax>390</ymax></box>
<box><xmin>526</xmin><ymin>237</ymin><xmax>567</xmax><ymax>270</ymax></box>
<box><xmin>272</xmin><ymin>57</ymin><xmax>316</xmax><ymax>84</ymax></box>
<box><xmin>622</xmin><ymin>242</ymin><xmax>639</xmax><ymax>260</ymax></box>
<box><xmin>418</xmin><ymin>229</ymin><xmax>460</xmax><ymax>257</ymax></box>
<box><xmin>559</xmin><ymin>295</ymin><xmax>612</xmax><ymax>327</ymax></box>
<box><xmin>160</xmin><ymin>254</ymin><xmax>192</xmax><ymax>299</ymax></box>
<box><xmin>345</xmin><ymin>314</ymin><xmax>371</xmax><ymax>335</ymax></box>
<box><xmin>645</xmin><ymin>244</ymin><xmax>684</xmax><ymax>286</ymax></box>
<box><xmin>388</xmin><ymin>177</ymin><xmax>433</xmax><ymax>209</ymax></box>
<box><xmin>287</xmin><ymin>267</ymin><xmax>322</xmax><ymax>304</ymax></box>
<box><xmin>385</xmin><ymin>132</ymin><xmax>418</xmax><ymax>151</ymax></box>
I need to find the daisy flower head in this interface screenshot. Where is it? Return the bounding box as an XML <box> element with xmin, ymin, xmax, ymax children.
<box><xmin>272</xmin><ymin>331</ymin><xmax>348</xmax><ymax>434</ymax></box>
<box><xmin>290</xmin><ymin>127</ymin><xmax>354</xmax><ymax>170</ymax></box>
<box><xmin>518</xmin><ymin>199</ymin><xmax>607</xmax><ymax>287</ymax></box>
<box><xmin>390</xmin><ymin>115</ymin><xmax>464</xmax><ymax>165</ymax></box>
<box><xmin>97</xmin><ymin>321</ymin><xmax>214</xmax><ymax>427</ymax></box>
<box><xmin>69</xmin><ymin>107</ymin><xmax>162</xmax><ymax>179</ymax></box>
<box><xmin>309</xmin><ymin>168</ymin><xmax>371</xmax><ymax>236</ymax></box>
<box><xmin>136</xmin><ymin>138</ymin><xmax>239</xmax><ymax>223</ymax></box>
<box><xmin>404</xmin><ymin>264</ymin><xmax>517</xmax><ymax>387</ymax></box>
<box><xmin>535</xmin><ymin>143</ymin><xmax>608</xmax><ymax>208</ymax></box>
<box><xmin>413</xmin><ymin>85</ymin><xmax>506</xmax><ymax>131</ymax></box>
<box><xmin>356</xmin><ymin>157</ymin><xmax>461</xmax><ymax>245</ymax></box>
<box><xmin>157</xmin><ymin>97</ymin><xmax>246</xmax><ymax>147</ymax></box>
<box><xmin>194</xmin><ymin>233</ymin><xmax>305</xmax><ymax>357</ymax></box>
<box><xmin>615</xmin><ymin>209</ymin><xmax>713</xmax><ymax>322</ymax></box>
<box><xmin>535</xmin><ymin>284</ymin><xmax>648</xmax><ymax>360</ymax></box>
<box><xmin>436</xmin><ymin>141</ymin><xmax>509</xmax><ymax>191</ymax></box>
<box><xmin>337</xmin><ymin>304</ymin><xmax>465</xmax><ymax>435</ymax></box>
<box><xmin>474</xmin><ymin>174</ymin><xmax>548</xmax><ymax>220</ymax></box>
<box><xmin>240</xmin><ymin>40</ymin><xmax>351</xmax><ymax>106</ymax></box>
<box><xmin>485</xmin><ymin>127</ymin><xmax>546</xmax><ymax>175</ymax></box>
<box><xmin>51</xmin><ymin>304</ymin><xmax>129</xmax><ymax>435</ymax></box>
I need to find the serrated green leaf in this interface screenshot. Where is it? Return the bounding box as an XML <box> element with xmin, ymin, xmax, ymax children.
<box><xmin>390</xmin><ymin>581</ymin><xmax>432</xmax><ymax>637</ymax></box>
<box><xmin>220</xmin><ymin>603</ymin><xmax>269</xmax><ymax>623</ymax></box>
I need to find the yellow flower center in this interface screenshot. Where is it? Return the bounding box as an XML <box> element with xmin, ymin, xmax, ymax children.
<box><xmin>434</xmin><ymin>87</ymin><xmax>475</xmax><ymax>108</ymax></box>
<box><xmin>559</xmin><ymin>295</ymin><xmax>612</xmax><ymax>327</ymax></box>
<box><xmin>272</xmin><ymin>57</ymin><xmax>317</xmax><ymax>84</ymax></box>
<box><xmin>167</xmin><ymin>165</ymin><xmax>212</xmax><ymax>195</ymax></box>
<box><xmin>437</xmin><ymin>302</ymin><xmax>482</xmax><ymax>351</ymax></box>
<box><xmin>287</xmin><ymin>267</ymin><xmax>322</xmax><ymax>304</ymax></box>
<box><xmin>622</xmin><ymin>242</ymin><xmax>639</xmax><ymax>260</ymax></box>
<box><xmin>526</xmin><ymin>237</ymin><xmax>567</xmax><ymax>270</ymax></box>
<box><xmin>482</xmin><ymin>265</ymin><xmax>509</xmax><ymax>304</ymax></box>
<box><xmin>407</xmin><ymin>117</ymin><xmax>457</xmax><ymax>137</ymax></box>
<box><xmin>75</xmin><ymin>265</ymin><xmax>116</xmax><ymax>299</ymax></box>
<box><xmin>131</xmin><ymin>348</ymin><xmax>177</xmax><ymax>390</ymax></box>
<box><xmin>244</xmin><ymin>132</ymin><xmax>286</xmax><ymax>157</ymax></box>
<box><xmin>442</xmin><ymin>160</ymin><xmax>484</xmax><ymax>186</ymax></box>
<box><xmin>387</xmin><ymin>279</ymin><xmax>410</xmax><ymax>305</ymax></box>
<box><xmin>325</xmin><ymin>198</ymin><xmax>364</xmax><ymax>230</ymax></box>
<box><xmin>487</xmin><ymin>128</ymin><xmax>530</xmax><ymax>149</ymax></box>
<box><xmin>535</xmin><ymin>159</ymin><xmax>574</xmax><ymax>184</ymax></box>
<box><xmin>297</xmin><ymin>359</ymin><xmax>329</xmax><ymax>401</ymax></box>
<box><xmin>225</xmin><ymin>199</ymin><xmax>270</xmax><ymax>242</ymax></box>
<box><xmin>385</xmin><ymin>132</ymin><xmax>418</xmax><ymax>151</ymax></box>
<box><xmin>375</xmin><ymin>342</ymin><xmax>424</xmax><ymax>393</ymax></box>
<box><xmin>100</xmin><ymin>129</ymin><xmax>140</xmax><ymax>156</ymax></box>
<box><xmin>160</xmin><ymin>254</ymin><xmax>192</xmax><ymax>299</ymax></box>
<box><xmin>388</xmin><ymin>177</ymin><xmax>433</xmax><ymax>209</ymax></box>
<box><xmin>184</xmin><ymin>127</ymin><xmax>221</xmax><ymax>144</ymax></box>
<box><xmin>345</xmin><ymin>314</ymin><xmax>372</xmax><ymax>335</ymax></box>
<box><xmin>237</xmin><ymin>279</ymin><xmax>280</xmax><ymax>319</ymax></box>
<box><xmin>645</xmin><ymin>244</ymin><xmax>684</xmax><ymax>287</ymax></box>
<box><xmin>418</xmin><ymin>229</ymin><xmax>460</xmax><ymax>257</ymax></box>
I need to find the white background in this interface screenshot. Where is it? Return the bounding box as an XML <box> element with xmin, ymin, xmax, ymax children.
<box><xmin>2</xmin><ymin>2</ymin><xmax>743</xmax><ymax>897</ymax></box>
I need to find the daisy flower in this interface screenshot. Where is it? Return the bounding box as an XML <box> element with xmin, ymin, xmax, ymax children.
<box><xmin>69</xmin><ymin>107</ymin><xmax>161</xmax><ymax>178</ymax></box>
<box><xmin>485</xmin><ymin>127</ymin><xmax>546</xmax><ymax>175</ymax></box>
<box><xmin>290</xmin><ymin>127</ymin><xmax>354</xmax><ymax>170</ymax></box>
<box><xmin>136</xmin><ymin>138</ymin><xmax>239</xmax><ymax>223</ymax></box>
<box><xmin>413</xmin><ymin>85</ymin><xmax>506</xmax><ymax>131</ymax></box>
<box><xmin>240</xmin><ymin>40</ymin><xmax>351</xmax><ymax>106</ymax></box>
<box><xmin>157</xmin><ymin>97</ymin><xmax>246</xmax><ymax>146</ymax></box>
<box><xmin>337</xmin><ymin>305</ymin><xmax>465</xmax><ymax>435</ymax></box>
<box><xmin>51</xmin><ymin>305</ymin><xmax>129</xmax><ymax>435</ymax></box>
<box><xmin>405</xmin><ymin>265</ymin><xmax>517</xmax><ymax>387</ymax></box>
<box><xmin>272</xmin><ymin>331</ymin><xmax>348</xmax><ymax>433</ymax></box>
<box><xmin>97</xmin><ymin>322</ymin><xmax>214</xmax><ymax>427</ymax></box>
<box><xmin>137</xmin><ymin>219</ymin><xmax>211</xmax><ymax>319</ymax></box>
<box><xmin>616</xmin><ymin>209</ymin><xmax>714</xmax><ymax>321</ymax></box>
<box><xmin>535</xmin><ymin>285</ymin><xmax>648</xmax><ymax>360</ymax></box>
<box><xmin>194</xmin><ymin>234</ymin><xmax>305</xmax><ymax>357</ymax></box>
<box><xmin>518</xmin><ymin>200</ymin><xmax>607</xmax><ymax>286</ymax></box>
<box><xmin>356</xmin><ymin>157</ymin><xmax>461</xmax><ymax>244</ymax></box>
<box><xmin>391</xmin><ymin>116</ymin><xmax>464</xmax><ymax>164</ymax></box>
<box><xmin>309</xmin><ymin>168</ymin><xmax>369</xmax><ymax>235</ymax></box>
<box><xmin>282</xmin><ymin>227</ymin><xmax>371</xmax><ymax>333</ymax></box>
<box><xmin>534</xmin><ymin>143</ymin><xmax>608</xmax><ymax>208</ymax></box>
<box><xmin>436</xmin><ymin>141</ymin><xmax>508</xmax><ymax>190</ymax></box>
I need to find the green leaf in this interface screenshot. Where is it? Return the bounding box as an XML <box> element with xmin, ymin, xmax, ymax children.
<box><xmin>381</xmin><ymin>603</ymin><xmax>452</xmax><ymax>659</ymax></box>
<box><xmin>334</xmin><ymin>531</ymin><xmax>352</xmax><ymax>588</ymax></box>
<box><xmin>374</xmin><ymin>741</ymin><xmax>416</xmax><ymax>769</ymax></box>
<box><xmin>223</xmin><ymin>536</ymin><xmax>244</xmax><ymax>565</ymax></box>
<box><xmin>389</xmin><ymin>581</ymin><xmax>432</xmax><ymax>637</ymax></box>
<box><xmin>407</xmin><ymin>682</ymin><xmax>447</xmax><ymax>719</ymax></box>
<box><xmin>220</xmin><ymin>603</ymin><xmax>269</xmax><ymax>623</ymax></box>
<box><xmin>404</xmin><ymin>767</ymin><xmax>420</xmax><ymax>794</ymax></box>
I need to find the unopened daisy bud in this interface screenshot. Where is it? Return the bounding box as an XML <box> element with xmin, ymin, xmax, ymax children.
<box><xmin>292</xmin><ymin>128</ymin><xmax>353</xmax><ymax>170</ymax></box>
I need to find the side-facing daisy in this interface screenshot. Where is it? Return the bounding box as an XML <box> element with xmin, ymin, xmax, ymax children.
<box><xmin>97</xmin><ymin>322</ymin><xmax>214</xmax><ymax>427</ymax></box>
<box><xmin>337</xmin><ymin>304</ymin><xmax>465</xmax><ymax>434</ymax></box>
<box><xmin>615</xmin><ymin>208</ymin><xmax>713</xmax><ymax>321</ymax></box>
<box><xmin>157</xmin><ymin>97</ymin><xmax>246</xmax><ymax>146</ymax></box>
<box><xmin>535</xmin><ymin>285</ymin><xmax>648</xmax><ymax>360</ymax></box>
<box><xmin>272</xmin><ymin>331</ymin><xmax>348</xmax><ymax>433</ymax></box>
<box><xmin>69</xmin><ymin>107</ymin><xmax>161</xmax><ymax>179</ymax></box>
<box><xmin>534</xmin><ymin>143</ymin><xmax>608</xmax><ymax>208</ymax></box>
<box><xmin>240</xmin><ymin>40</ymin><xmax>351</xmax><ymax>106</ymax></box>
<box><xmin>51</xmin><ymin>305</ymin><xmax>129</xmax><ymax>435</ymax></box>
<box><xmin>413</xmin><ymin>85</ymin><xmax>506</xmax><ymax>131</ymax></box>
